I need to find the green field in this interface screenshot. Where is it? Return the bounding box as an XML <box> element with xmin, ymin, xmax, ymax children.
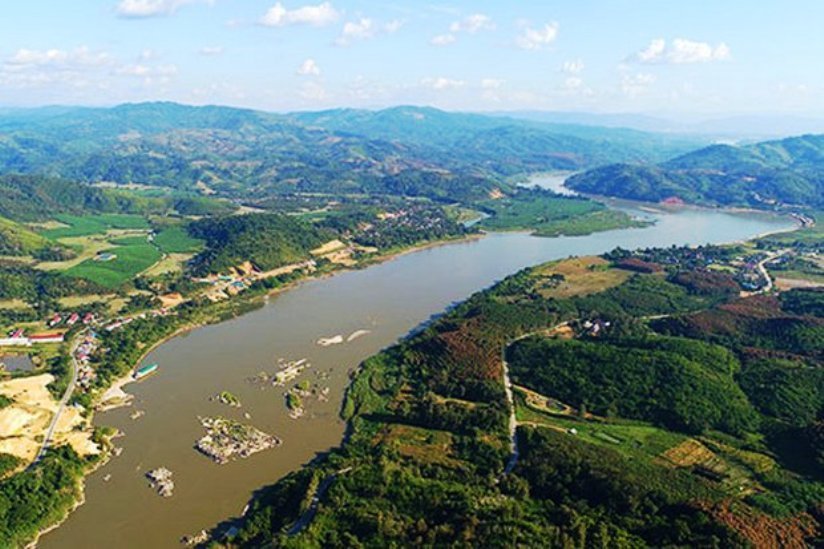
<box><xmin>477</xmin><ymin>193</ymin><xmax>647</xmax><ymax>237</ymax></box>
<box><xmin>42</xmin><ymin>214</ymin><xmax>150</xmax><ymax>239</ymax></box>
<box><xmin>153</xmin><ymin>226</ymin><xmax>204</xmax><ymax>254</ymax></box>
<box><xmin>63</xmin><ymin>238</ymin><xmax>161</xmax><ymax>288</ymax></box>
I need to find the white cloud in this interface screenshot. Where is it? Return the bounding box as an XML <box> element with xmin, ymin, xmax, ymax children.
<box><xmin>336</xmin><ymin>17</ymin><xmax>403</xmax><ymax>46</ymax></box>
<box><xmin>260</xmin><ymin>2</ymin><xmax>339</xmax><ymax>27</ymax></box>
<box><xmin>116</xmin><ymin>0</ymin><xmax>204</xmax><ymax>18</ymax></box>
<box><xmin>117</xmin><ymin>63</ymin><xmax>178</xmax><ymax>78</ymax></box>
<box><xmin>449</xmin><ymin>13</ymin><xmax>494</xmax><ymax>34</ymax></box>
<box><xmin>516</xmin><ymin>22</ymin><xmax>559</xmax><ymax>50</ymax></box>
<box><xmin>430</xmin><ymin>33</ymin><xmax>456</xmax><ymax>46</ymax></box>
<box><xmin>622</xmin><ymin>72</ymin><xmax>656</xmax><ymax>97</ymax></box>
<box><xmin>421</xmin><ymin>76</ymin><xmax>465</xmax><ymax>90</ymax></box>
<box><xmin>481</xmin><ymin>78</ymin><xmax>504</xmax><ymax>89</ymax></box>
<box><xmin>337</xmin><ymin>18</ymin><xmax>373</xmax><ymax>45</ymax></box>
<box><xmin>296</xmin><ymin>58</ymin><xmax>321</xmax><ymax>76</ymax></box>
<box><xmin>7</xmin><ymin>46</ymin><xmax>113</xmax><ymax>68</ymax></box>
<box><xmin>432</xmin><ymin>13</ymin><xmax>493</xmax><ymax>47</ymax></box>
<box><xmin>636</xmin><ymin>38</ymin><xmax>731</xmax><ymax>64</ymax></box>
<box><xmin>199</xmin><ymin>46</ymin><xmax>224</xmax><ymax>56</ymax></box>
<box><xmin>561</xmin><ymin>59</ymin><xmax>584</xmax><ymax>74</ymax></box>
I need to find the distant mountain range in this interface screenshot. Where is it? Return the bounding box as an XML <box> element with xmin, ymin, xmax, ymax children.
<box><xmin>492</xmin><ymin>110</ymin><xmax>824</xmax><ymax>139</ymax></box>
<box><xmin>566</xmin><ymin>134</ymin><xmax>824</xmax><ymax>208</ymax></box>
<box><xmin>0</xmin><ymin>102</ymin><xmax>706</xmax><ymax>203</ymax></box>
<box><xmin>1</xmin><ymin>102</ymin><xmax>821</xmax><ymax>210</ymax></box>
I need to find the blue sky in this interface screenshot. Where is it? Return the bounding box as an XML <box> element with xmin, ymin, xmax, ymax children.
<box><xmin>0</xmin><ymin>0</ymin><xmax>821</xmax><ymax>116</ymax></box>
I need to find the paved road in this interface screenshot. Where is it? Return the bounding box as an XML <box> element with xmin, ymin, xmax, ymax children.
<box><xmin>32</xmin><ymin>330</ymin><xmax>84</xmax><ymax>465</ymax></box>
<box><xmin>500</xmin><ymin>322</ymin><xmax>569</xmax><ymax>476</ymax></box>
<box><xmin>755</xmin><ymin>251</ymin><xmax>785</xmax><ymax>293</ymax></box>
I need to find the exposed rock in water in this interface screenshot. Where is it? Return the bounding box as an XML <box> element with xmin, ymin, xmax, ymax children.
<box><xmin>346</xmin><ymin>329</ymin><xmax>371</xmax><ymax>342</ymax></box>
<box><xmin>195</xmin><ymin>416</ymin><xmax>281</xmax><ymax>465</ymax></box>
<box><xmin>146</xmin><ymin>467</ymin><xmax>174</xmax><ymax>497</ymax></box>
<box><xmin>181</xmin><ymin>529</ymin><xmax>209</xmax><ymax>546</ymax></box>
<box><xmin>317</xmin><ymin>334</ymin><xmax>344</xmax><ymax>346</ymax></box>
<box><xmin>130</xmin><ymin>409</ymin><xmax>145</xmax><ymax>420</ymax></box>
<box><xmin>212</xmin><ymin>390</ymin><xmax>241</xmax><ymax>407</ymax></box>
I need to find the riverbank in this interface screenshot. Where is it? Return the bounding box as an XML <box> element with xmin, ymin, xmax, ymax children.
<box><xmin>37</xmin><ymin>208</ymin><xmax>799</xmax><ymax>548</ymax></box>
<box><xmin>100</xmin><ymin>233</ymin><xmax>484</xmax><ymax>412</ymax></box>
<box><xmin>27</xmin><ymin>232</ymin><xmax>484</xmax><ymax>546</ymax></box>
<box><xmin>97</xmin><ymin>322</ymin><xmax>206</xmax><ymax>412</ymax></box>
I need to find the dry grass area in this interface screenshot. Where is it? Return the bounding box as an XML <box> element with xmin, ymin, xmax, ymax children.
<box><xmin>661</xmin><ymin>438</ymin><xmax>716</xmax><ymax>467</ymax></box>
<box><xmin>376</xmin><ymin>424</ymin><xmax>463</xmax><ymax>469</ymax></box>
<box><xmin>0</xmin><ymin>299</ymin><xmax>30</xmax><ymax>310</ymax></box>
<box><xmin>514</xmin><ymin>384</ymin><xmax>575</xmax><ymax>416</ymax></box>
<box><xmin>57</xmin><ymin>294</ymin><xmax>115</xmax><ymax>308</ymax></box>
<box><xmin>143</xmin><ymin>252</ymin><xmax>193</xmax><ymax>277</ymax></box>
<box><xmin>158</xmin><ymin>292</ymin><xmax>185</xmax><ymax>308</ymax></box>
<box><xmin>775</xmin><ymin>277</ymin><xmax>824</xmax><ymax>290</ymax></box>
<box><xmin>0</xmin><ymin>374</ymin><xmax>98</xmax><ymax>463</ymax></box>
<box><xmin>534</xmin><ymin>256</ymin><xmax>630</xmax><ymax>298</ymax></box>
<box><xmin>311</xmin><ymin>239</ymin><xmax>346</xmax><ymax>256</ymax></box>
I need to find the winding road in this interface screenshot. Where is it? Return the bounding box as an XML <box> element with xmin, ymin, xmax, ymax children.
<box><xmin>32</xmin><ymin>330</ymin><xmax>84</xmax><ymax>465</ymax></box>
<box><xmin>501</xmin><ymin>322</ymin><xmax>569</xmax><ymax>475</ymax></box>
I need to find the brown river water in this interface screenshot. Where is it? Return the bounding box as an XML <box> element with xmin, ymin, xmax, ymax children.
<box><xmin>41</xmin><ymin>206</ymin><xmax>793</xmax><ymax>548</ymax></box>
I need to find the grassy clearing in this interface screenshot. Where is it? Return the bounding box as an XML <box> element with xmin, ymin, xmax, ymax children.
<box><xmin>477</xmin><ymin>193</ymin><xmax>650</xmax><ymax>237</ymax></box>
<box><xmin>34</xmin><ymin>235</ymin><xmax>114</xmax><ymax>271</ymax></box>
<box><xmin>0</xmin><ymin>299</ymin><xmax>29</xmax><ymax>311</ymax></box>
<box><xmin>515</xmin><ymin>392</ymin><xmax>685</xmax><ymax>458</ymax></box>
<box><xmin>42</xmin><ymin>214</ymin><xmax>149</xmax><ymax>239</ymax></box>
<box><xmin>443</xmin><ymin>204</ymin><xmax>484</xmax><ymax>224</ymax></box>
<box><xmin>56</xmin><ymin>294</ymin><xmax>117</xmax><ymax>308</ymax></box>
<box><xmin>515</xmin><ymin>392</ymin><xmax>766</xmax><ymax>497</ymax></box>
<box><xmin>143</xmin><ymin>253</ymin><xmax>193</xmax><ymax>277</ymax></box>
<box><xmin>153</xmin><ymin>226</ymin><xmax>204</xmax><ymax>254</ymax></box>
<box><xmin>377</xmin><ymin>423</ymin><xmax>462</xmax><ymax>468</ymax></box>
<box><xmin>533</xmin><ymin>256</ymin><xmax>631</xmax><ymax>298</ymax></box>
<box><xmin>533</xmin><ymin>209</ymin><xmax>648</xmax><ymax>237</ymax></box>
<box><xmin>62</xmin><ymin>240</ymin><xmax>161</xmax><ymax>288</ymax></box>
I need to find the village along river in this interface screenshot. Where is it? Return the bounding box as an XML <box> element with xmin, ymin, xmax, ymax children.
<box><xmin>42</xmin><ymin>204</ymin><xmax>793</xmax><ymax>548</ymax></box>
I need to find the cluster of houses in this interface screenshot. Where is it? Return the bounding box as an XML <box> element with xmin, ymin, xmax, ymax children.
<box><xmin>196</xmin><ymin>259</ymin><xmax>317</xmax><ymax>302</ymax></box>
<box><xmin>104</xmin><ymin>308</ymin><xmax>173</xmax><ymax>333</ymax></box>
<box><xmin>581</xmin><ymin>319</ymin><xmax>612</xmax><ymax>337</ymax></box>
<box><xmin>0</xmin><ymin>310</ymin><xmax>97</xmax><ymax>347</ymax></box>
<box><xmin>0</xmin><ymin>329</ymin><xmax>66</xmax><ymax>347</ymax></box>
<box><xmin>75</xmin><ymin>331</ymin><xmax>100</xmax><ymax>389</ymax></box>
<box><xmin>49</xmin><ymin>311</ymin><xmax>95</xmax><ymax>328</ymax></box>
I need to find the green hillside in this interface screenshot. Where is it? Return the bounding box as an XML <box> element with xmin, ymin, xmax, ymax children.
<box><xmin>188</xmin><ymin>213</ymin><xmax>332</xmax><ymax>274</ymax></box>
<box><xmin>567</xmin><ymin>134</ymin><xmax>824</xmax><ymax>208</ymax></box>
<box><xmin>0</xmin><ymin>217</ymin><xmax>51</xmax><ymax>256</ymax></box>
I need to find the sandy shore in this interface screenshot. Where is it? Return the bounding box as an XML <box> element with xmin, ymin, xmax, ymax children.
<box><xmin>97</xmin><ymin>323</ymin><xmax>205</xmax><ymax>412</ymax></box>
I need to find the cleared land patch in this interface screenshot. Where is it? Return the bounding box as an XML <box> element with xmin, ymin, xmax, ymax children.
<box><xmin>533</xmin><ymin>256</ymin><xmax>631</xmax><ymax>298</ymax></box>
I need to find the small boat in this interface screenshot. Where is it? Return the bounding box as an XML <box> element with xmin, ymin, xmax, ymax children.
<box><xmin>134</xmin><ymin>363</ymin><xmax>159</xmax><ymax>380</ymax></box>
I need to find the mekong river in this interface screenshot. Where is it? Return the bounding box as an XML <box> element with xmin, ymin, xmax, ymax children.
<box><xmin>42</xmin><ymin>202</ymin><xmax>792</xmax><ymax>548</ymax></box>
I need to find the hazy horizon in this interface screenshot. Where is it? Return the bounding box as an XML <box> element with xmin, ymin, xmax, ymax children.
<box><xmin>2</xmin><ymin>1</ymin><xmax>823</xmax><ymax>121</ymax></box>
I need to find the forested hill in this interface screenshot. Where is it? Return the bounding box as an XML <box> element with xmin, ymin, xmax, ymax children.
<box><xmin>0</xmin><ymin>102</ymin><xmax>703</xmax><ymax>202</ymax></box>
<box><xmin>222</xmin><ymin>248</ymin><xmax>824</xmax><ymax>547</ymax></box>
<box><xmin>566</xmin><ymin>134</ymin><xmax>824</xmax><ymax>208</ymax></box>
<box><xmin>187</xmin><ymin>213</ymin><xmax>332</xmax><ymax>275</ymax></box>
